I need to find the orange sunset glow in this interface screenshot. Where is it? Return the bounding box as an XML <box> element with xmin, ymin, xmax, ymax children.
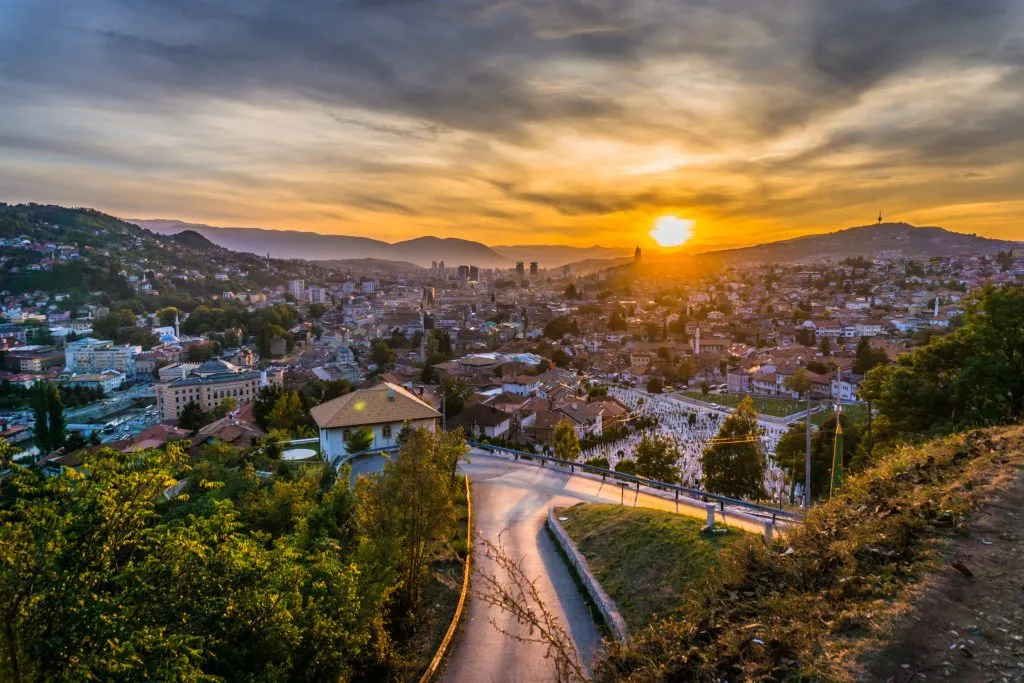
<box><xmin>1</xmin><ymin>1</ymin><xmax>1022</xmax><ymax>248</ymax></box>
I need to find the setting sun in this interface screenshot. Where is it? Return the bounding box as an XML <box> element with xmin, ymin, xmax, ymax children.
<box><xmin>649</xmin><ymin>216</ymin><xmax>694</xmax><ymax>247</ymax></box>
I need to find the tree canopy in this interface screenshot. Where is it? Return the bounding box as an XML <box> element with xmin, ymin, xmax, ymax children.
<box><xmin>860</xmin><ymin>285</ymin><xmax>1024</xmax><ymax>436</ymax></box>
<box><xmin>700</xmin><ymin>396</ymin><xmax>766</xmax><ymax>499</ymax></box>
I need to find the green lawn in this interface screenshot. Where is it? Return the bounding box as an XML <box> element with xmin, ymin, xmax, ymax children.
<box><xmin>558</xmin><ymin>503</ymin><xmax>747</xmax><ymax>629</ymax></box>
<box><xmin>811</xmin><ymin>403</ymin><xmax>871</xmax><ymax>427</ymax></box>
<box><xmin>681</xmin><ymin>391</ymin><xmax>807</xmax><ymax>417</ymax></box>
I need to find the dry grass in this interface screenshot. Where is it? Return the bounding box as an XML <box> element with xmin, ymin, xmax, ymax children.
<box><xmin>595</xmin><ymin>426</ymin><xmax>1024</xmax><ymax>682</ymax></box>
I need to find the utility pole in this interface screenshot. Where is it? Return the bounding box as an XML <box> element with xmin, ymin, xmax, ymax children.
<box><xmin>804</xmin><ymin>390</ymin><xmax>812</xmax><ymax>510</ymax></box>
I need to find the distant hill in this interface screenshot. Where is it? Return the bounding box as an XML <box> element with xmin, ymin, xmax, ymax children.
<box><xmin>562</xmin><ymin>256</ymin><xmax>634</xmax><ymax>276</ymax></box>
<box><xmin>699</xmin><ymin>222</ymin><xmax>1020</xmax><ymax>264</ymax></box>
<box><xmin>492</xmin><ymin>244</ymin><xmax>631</xmax><ymax>268</ymax></box>
<box><xmin>0</xmin><ymin>203</ymin><xmax>313</xmax><ymax>297</ymax></box>
<box><xmin>167</xmin><ymin>229</ymin><xmax>217</xmax><ymax>251</ymax></box>
<box><xmin>131</xmin><ymin>219</ymin><xmax>511</xmax><ymax>268</ymax></box>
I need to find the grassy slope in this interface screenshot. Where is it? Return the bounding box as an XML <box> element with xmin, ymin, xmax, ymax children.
<box><xmin>595</xmin><ymin>426</ymin><xmax>1024</xmax><ymax>682</ymax></box>
<box><xmin>559</xmin><ymin>504</ymin><xmax>747</xmax><ymax>629</ymax></box>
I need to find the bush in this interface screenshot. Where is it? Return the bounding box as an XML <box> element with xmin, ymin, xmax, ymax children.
<box><xmin>596</xmin><ymin>427</ymin><xmax>1024</xmax><ymax>681</ymax></box>
<box><xmin>614</xmin><ymin>458</ymin><xmax>637</xmax><ymax>475</ymax></box>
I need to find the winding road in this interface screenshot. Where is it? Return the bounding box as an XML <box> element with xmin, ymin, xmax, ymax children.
<box><xmin>440</xmin><ymin>451</ymin><xmax>768</xmax><ymax>683</ymax></box>
<box><xmin>348</xmin><ymin>449</ymin><xmax>771</xmax><ymax>682</ymax></box>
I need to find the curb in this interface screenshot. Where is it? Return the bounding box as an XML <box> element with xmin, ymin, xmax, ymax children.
<box><xmin>547</xmin><ymin>507</ymin><xmax>629</xmax><ymax>643</ymax></box>
<box><xmin>419</xmin><ymin>474</ymin><xmax>473</xmax><ymax>683</ymax></box>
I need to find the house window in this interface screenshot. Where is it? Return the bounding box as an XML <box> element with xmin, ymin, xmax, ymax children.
<box><xmin>382</xmin><ymin>424</ymin><xmax>392</xmax><ymax>439</ymax></box>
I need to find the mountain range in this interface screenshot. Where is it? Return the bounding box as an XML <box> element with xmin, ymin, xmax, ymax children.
<box><xmin>131</xmin><ymin>219</ymin><xmax>511</xmax><ymax>268</ymax></box>
<box><xmin>698</xmin><ymin>222</ymin><xmax>1020</xmax><ymax>264</ymax></box>
<box><xmin>133</xmin><ymin>218</ymin><xmax>1021</xmax><ymax>272</ymax></box>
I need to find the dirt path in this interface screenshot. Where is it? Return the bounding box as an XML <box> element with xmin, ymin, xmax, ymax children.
<box><xmin>861</xmin><ymin>462</ymin><xmax>1024</xmax><ymax>682</ymax></box>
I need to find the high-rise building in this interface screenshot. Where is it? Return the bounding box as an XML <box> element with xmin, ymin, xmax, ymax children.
<box><xmin>457</xmin><ymin>265</ymin><xmax>470</xmax><ymax>281</ymax></box>
<box><xmin>469</xmin><ymin>265</ymin><xmax>479</xmax><ymax>282</ymax></box>
<box><xmin>289</xmin><ymin>279</ymin><xmax>305</xmax><ymax>301</ymax></box>
<box><xmin>65</xmin><ymin>338</ymin><xmax>141</xmax><ymax>378</ymax></box>
<box><xmin>307</xmin><ymin>286</ymin><xmax>327</xmax><ymax>304</ymax></box>
<box><xmin>529</xmin><ymin>261</ymin><xmax>539</xmax><ymax>276</ymax></box>
<box><xmin>437</xmin><ymin>261</ymin><xmax>446</xmax><ymax>280</ymax></box>
<box><xmin>634</xmin><ymin>246</ymin><xmax>642</xmax><ymax>264</ymax></box>
<box><xmin>515</xmin><ymin>261</ymin><xmax>525</xmax><ymax>277</ymax></box>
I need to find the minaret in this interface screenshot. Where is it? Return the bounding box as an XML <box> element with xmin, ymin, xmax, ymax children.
<box><xmin>174</xmin><ymin>310</ymin><xmax>180</xmax><ymax>339</ymax></box>
<box><xmin>934</xmin><ymin>295</ymin><xmax>939</xmax><ymax>317</ymax></box>
<box><xmin>694</xmin><ymin>326</ymin><xmax>701</xmax><ymax>355</ymax></box>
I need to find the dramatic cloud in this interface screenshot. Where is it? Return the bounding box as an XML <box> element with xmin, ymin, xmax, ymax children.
<box><xmin>0</xmin><ymin>0</ymin><xmax>1022</xmax><ymax>247</ymax></box>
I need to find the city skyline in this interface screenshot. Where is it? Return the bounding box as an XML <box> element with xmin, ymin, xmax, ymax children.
<box><xmin>2</xmin><ymin>0</ymin><xmax>1024</xmax><ymax>248</ymax></box>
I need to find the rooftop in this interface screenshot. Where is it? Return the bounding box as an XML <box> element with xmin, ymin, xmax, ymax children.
<box><xmin>310</xmin><ymin>382</ymin><xmax>440</xmax><ymax>429</ymax></box>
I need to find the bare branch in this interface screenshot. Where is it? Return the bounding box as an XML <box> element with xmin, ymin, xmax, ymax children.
<box><xmin>473</xmin><ymin>530</ymin><xmax>589</xmax><ymax>683</ymax></box>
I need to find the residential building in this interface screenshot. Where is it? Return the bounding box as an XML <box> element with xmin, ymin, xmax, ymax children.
<box><xmin>289</xmin><ymin>279</ymin><xmax>305</xmax><ymax>301</ymax></box>
<box><xmin>311</xmin><ymin>382</ymin><xmax>440</xmax><ymax>460</ymax></box>
<box><xmin>448</xmin><ymin>403</ymin><xmax>512</xmax><ymax>439</ymax></box>
<box><xmin>65</xmin><ymin>338</ymin><xmax>140</xmax><ymax>377</ymax></box>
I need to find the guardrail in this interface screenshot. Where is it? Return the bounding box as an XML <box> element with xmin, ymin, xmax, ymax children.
<box><xmin>329</xmin><ymin>445</ymin><xmax>398</xmax><ymax>472</ymax></box>
<box><xmin>467</xmin><ymin>441</ymin><xmax>802</xmax><ymax>523</ymax></box>
<box><xmin>547</xmin><ymin>508</ymin><xmax>628</xmax><ymax>643</ymax></box>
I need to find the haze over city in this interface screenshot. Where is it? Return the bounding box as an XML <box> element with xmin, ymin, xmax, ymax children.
<box><xmin>2</xmin><ymin>0</ymin><xmax>1024</xmax><ymax>247</ymax></box>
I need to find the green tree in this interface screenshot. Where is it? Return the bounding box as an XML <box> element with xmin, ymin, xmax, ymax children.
<box><xmin>307</xmin><ymin>302</ymin><xmax>326</xmax><ymax>319</ymax></box>
<box><xmin>370</xmin><ymin>340</ymin><xmax>395</xmax><ymax>367</ymax></box>
<box><xmin>785</xmin><ymin>367</ymin><xmax>813</xmax><ymax>398</ymax></box>
<box><xmin>0</xmin><ymin>445</ymin><xmax>373</xmax><ymax>682</ymax></box>
<box><xmin>0</xmin><ymin>437</ymin><xmax>16</xmax><ymax>469</ymax></box>
<box><xmin>344</xmin><ymin>427</ymin><xmax>374</xmax><ymax>454</ymax></box>
<box><xmin>267</xmin><ymin>391</ymin><xmax>306</xmax><ymax>433</ymax></box>
<box><xmin>356</xmin><ymin>428</ymin><xmax>462</xmax><ymax>615</ymax></box>
<box><xmin>774</xmin><ymin>422</ymin><xmax>807</xmax><ymax>500</ymax></box>
<box><xmin>177</xmin><ymin>400</ymin><xmax>209</xmax><ymax>432</ymax></box>
<box><xmin>700</xmin><ymin>396</ymin><xmax>766</xmax><ymax>499</ymax></box>
<box><xmin>156</xmin><ymin>306</ymin><xmax>181</xmax><ymax>327</ymax></box>
<box><xmin>607</xmin><ymin>311</ymin><xmax>627</xmax><ymax>331</ymax></box>
<box><xmin>439</xmin><ymin>376</ymin><xmax>472</xmax><ymax>420</ymax></box>
<box><xmin>552</xmin><ymin>422</ymin><xmax>581</xmax><ymax>462</ymax></box>
<box><xmin>852</xmin><ymin>336</ymin><xmax>887</xmax><ymax>375</ymax></box>
<box><xmin>818</xmin><ymin>337</ymin><xmax>831</xmax><ymax>356</ymax></box>
<box><xmin>646</xmin><ymin>376</ymin><xmax>663</xmax><ymax>394</ymax></box>
<box><xmin>860</xmin><ymin>285</ymin><xmax>1024</xmax><ymax>435</ymax></box>
<box><xmin>31</xmin><ymin>383</ymin><xmax>49</xmax><ymax>453</ymax></box>
<box><xmin>187</xmin><ymin>342</ymin><xmax>215</xmax><ymax>362</ymax></box>
<box><xmin>633</xmin><ymin>434</ymin><xmax>680</xmax><ymax>483</ymax></box>
<box><xmin>615</xmin><ymin>458</ymin><xmax>637</xmax><ymax>475</ymax></box>
<box><xmin>544</xmin><ymin>316</ymin><xmax>581</xmax><ymax>340</ymax></box>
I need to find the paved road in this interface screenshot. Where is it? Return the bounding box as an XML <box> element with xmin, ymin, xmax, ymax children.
<box><xmin>438</xmin><ymin>452</ymin><xmax>768</xmax><ymax>683</ymax></box>
<box><xmin>346</xmin><ymin>450</ymin><xmax>770</xmax><ymax>682</ymax></box>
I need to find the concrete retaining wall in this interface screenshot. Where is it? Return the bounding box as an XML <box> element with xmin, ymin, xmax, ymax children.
<box><xmin>547</xmin><ymin>508</ymin><xmax>629</xmax><ymax>643</ymax></box>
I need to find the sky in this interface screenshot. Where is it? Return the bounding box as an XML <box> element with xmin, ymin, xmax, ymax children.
<box><xmin>1</xmin><ymin>0</ymin><xmax>1023</xmax><ymax>249</ymax></box>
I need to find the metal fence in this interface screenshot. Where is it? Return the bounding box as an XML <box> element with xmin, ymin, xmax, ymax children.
<box><xmin>467</xmin><ymin>440</ymin><xmax>802</xmax><ymax>523</ymax></box>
